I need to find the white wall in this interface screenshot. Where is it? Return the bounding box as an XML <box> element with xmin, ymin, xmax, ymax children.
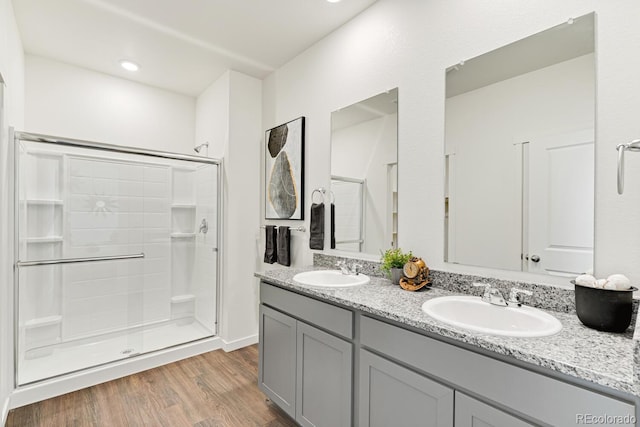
<box><xmin>445</xmin><ymin>54</ymin><xmax>594</xmax><ymax>271</ymax></box>
<box><xmin>195</xmin><ymin>74</ymin><xmax>228</xmax><ymax>157</ymax></box>
<box><xmin>0</xmin><ymin>0</ymin><xmax>24</xmax><ymax>420</ymax></box>
<box><xmin>24</xmin><ymin>55</ymin><xmax>196</xmax><ymax>154</ymax></box>
<box><xmin>195</xmin><ymin>70</ymin><xmax>262</xmax><ymax>348</ymax></box>
<box><xmin>262</xmin><ymin>0</ymin><xmax>640</xmax><ymax>287</ymax></box>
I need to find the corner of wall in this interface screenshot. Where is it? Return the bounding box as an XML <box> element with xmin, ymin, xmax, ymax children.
<box><xmin>218</xmin><ymin>71</ymin><xmax>262</xmax><ymax>346</ymax></box>
<box><xmin>195</xmin><ymin>73</ymin><xmax>230</xmax><ymax>159</ymax></box>
<box><xmin>196</xmin><ymin>69</ymin><xmax>262</xmax><ymax>347</ymax></box>
<box><xmin>221</xmin><ymin>334</ymin><xmax>259</xmax><ymax>353</ymax></box>
<box><xmin>1</xmin><ymin>0</ymin><xmax>25</xmax><ymax>415</ymax></box>
<box><xmin>2</xmin><ymin>394</ymin><xmax>10</xmax><ymax>426</ymax></box>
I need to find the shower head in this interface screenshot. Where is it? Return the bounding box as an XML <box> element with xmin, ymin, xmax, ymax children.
<box><xmin>194</xmin><ymin>142</ymin><xmax>209</xmax><ymax>153</ymax></box>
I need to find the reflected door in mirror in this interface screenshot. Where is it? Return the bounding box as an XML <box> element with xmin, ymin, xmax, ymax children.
<box><xmin>525</xmin><ymin>129</ymin><xmax>594</xmax><ymax>275</ymax></box>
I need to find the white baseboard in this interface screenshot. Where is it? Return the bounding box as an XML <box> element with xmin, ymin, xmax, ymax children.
<box><xmin>2</xmin><ymin>394</ymin><xmax>10</xmax><ymax>426</ymax></box>
<box><xmin>222</xmin><ymin>334</ymin><xmax>258</xmax><ymax>352</ymax></box>
<box><xmin>10</xmin><ymin>336</ymin><xmax>223</xmax><ymax>409</ymax></box>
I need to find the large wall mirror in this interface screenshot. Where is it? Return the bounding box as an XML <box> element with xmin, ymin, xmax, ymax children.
<box><xmin>330</xmin><ymin>88</ymin><xmax>398</xmax><ymax>255</ymax></box>
<box><xmin>444</xmin><ymin>13</ymin><xmax>595</xmax><ymax>277</ymax></box>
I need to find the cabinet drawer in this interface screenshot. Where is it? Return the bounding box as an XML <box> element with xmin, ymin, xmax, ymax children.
<box><xmin>260</xmin><ymin>281</ymin><xmax>353</xmax><ymax>339</ymax></box>
<box><xmin>361</xmin><ymin>316</ymin><xmax>635</xmax><ymax>427</ymax></box>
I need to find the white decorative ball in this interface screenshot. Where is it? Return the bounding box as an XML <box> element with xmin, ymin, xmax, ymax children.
<box><xmin>606</xmin><ymin>274</ymin><xmax>631</xmax><ymax>290</ymax></box>
<box><xmin>594</xmin><ymin>279</ymin><xmax>608</xmax><ymax>289</ymax></box>
<box><xmin>575</xmin><ymin>274</ymin><xmax>596</xmax><ymax>287</ymax></box>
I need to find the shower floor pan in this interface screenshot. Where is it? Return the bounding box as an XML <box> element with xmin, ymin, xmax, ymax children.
<box><xmin>18</xmin><ymin>318</ymin><xmax>213</xmax><ymax>385</ymax></box>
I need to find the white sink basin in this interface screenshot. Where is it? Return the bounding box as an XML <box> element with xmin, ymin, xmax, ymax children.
<box><xmin>421</xmin><ymin>296</ymin><xmax>562</xmax><ymax>337</ymax></box>
<box><xmin>293</xmin><ymin>270</ymin><xmax>370</xmax><ymax>288</ymax></box>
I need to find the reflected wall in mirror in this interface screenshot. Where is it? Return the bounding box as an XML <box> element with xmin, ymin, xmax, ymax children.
<box><xmin>444</xmin><ymin>13</ymin><xmax>595</xmax><ymax>277</ymax></box>
<box><xmin>331</xmin><ymin>88</ymin><xmax>398</xmax><ymax>255</ymax></box>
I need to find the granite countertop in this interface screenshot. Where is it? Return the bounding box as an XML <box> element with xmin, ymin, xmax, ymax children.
<box><xmin>255</xmin><ymin>267</ymin><xmax>639</xmax><ymax>397</ymax></box>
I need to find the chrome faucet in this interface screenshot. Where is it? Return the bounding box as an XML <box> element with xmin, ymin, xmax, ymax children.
<box><xmin>507</xmin><ymin>288</ymin><xmax>533</xmax><ymax>307</ymax></box>
<box><xmin>349</xmin><ymin>263</ymin><xmax>363</xmax><ymax>275</ymax></box>
<box><xmin>473</xmin><ymin>283</ymin><xmax>507</xmax><ymax>306</ymax></box>
<box><xmin>336</xmin><ymin>261</ymin><xmax>350</xmax><ymax>274</ymax></box>
<box><xmin>473</xmin><ymin>283</ymin><xmax>533</xmax><ymax>307</ymax></box>
<box><xmin>336</xmin><ymin>261</ymin><xmax>362</xmax><ymax>275</ymax></box>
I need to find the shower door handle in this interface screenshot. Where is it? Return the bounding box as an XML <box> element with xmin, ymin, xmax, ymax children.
<box><xmin>16</xmin><ymin>252</ymin><xmax>145</xmax><ymax>267</ymax></box>
<box><xmin>617</xmin><ymin>139</ymin><xmax>640</xmax><ymax>194</ymax></box>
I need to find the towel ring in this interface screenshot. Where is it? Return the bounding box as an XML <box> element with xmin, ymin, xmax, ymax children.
<box><xmin>312</xmin><ymin>188</ymin><xmax>326</xmax><ymax>204</ymax></box>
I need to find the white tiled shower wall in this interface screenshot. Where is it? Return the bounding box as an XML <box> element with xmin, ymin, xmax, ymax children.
<box><xmin>63</xmin><ymin>157</ymin><xmax>172</xmax><ymax>338</ymax></box>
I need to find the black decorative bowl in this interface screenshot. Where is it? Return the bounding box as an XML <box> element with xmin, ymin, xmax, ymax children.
<box><xmin>572</xmin><ymin>280</ymin><xmax>637</xmax><ymax>333</ymax></box>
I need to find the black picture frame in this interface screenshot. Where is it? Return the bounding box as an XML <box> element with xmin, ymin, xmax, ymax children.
<box><xmin>265</xmin><ymin>117</ymin><xmax>305</xmax><ymax>220</ymax></box>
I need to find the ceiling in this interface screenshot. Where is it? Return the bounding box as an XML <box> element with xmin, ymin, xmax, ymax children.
<box><xmin>12</xmin><ymin>0</ymin><xmax>378</xmax><ymax>96</ymax></box>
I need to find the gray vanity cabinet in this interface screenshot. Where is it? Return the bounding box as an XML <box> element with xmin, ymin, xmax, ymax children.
<box><xmin>258</xmin><ymin>304</ymin><xmax>297</xmax><ymax>417</ymax></box>
<box><xmin>359</xmin><ymin>349</ymin><xmax>454</xmax><ymax>427</ymax></box>
<box><xmin>454</xmin><ymin>392</ymin><xmax>533</xmax><ymax>427</ymax></box>
<box><xmin>359</xmin><ymin>348</ymin><xmax>531</xmax><ymax>427</ymax></box>
<box><xmin>296</xmin><ymin>321</ymin><xmax>352</xmax><ymax>427</ymax></box>
<box><xmin>360</xmin><ymin>315</ymin><xmax>635</xmax><ymax>426</ymax></box>
<box><xmin>259</xmin><ymin>280</ymin><xmax>636</xmax><ymax>427</ymax></box>
<box><xmin>259</xmin><ymin>282</ymin><xmax>354</xmax><ymax>427</ymax></box>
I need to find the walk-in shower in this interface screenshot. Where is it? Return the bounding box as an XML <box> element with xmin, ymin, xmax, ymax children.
<box><xmin>13</xmin><ymin>132</ymin><xmax>221</xmax><ymax>386</ymax></box>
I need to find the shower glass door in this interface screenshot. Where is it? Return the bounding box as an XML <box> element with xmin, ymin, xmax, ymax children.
<box><xmin>15</xmin><ymin>135</ymin><xmax>220</xmax><ymax>385</ymax></box>
<box><xmin>331</xmin><ymin>176</ymin><xmax>364</xmax><ymax>252</ymax></box>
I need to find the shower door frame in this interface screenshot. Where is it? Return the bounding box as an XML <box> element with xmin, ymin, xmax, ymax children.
<box><xmin>331</xmin><ymin>175</ymin><xmax>365</xmax><ymax>252</ymax></box>
<box><xmin>12</xmin><ymin>131</ymin><xmax>223</xmax><ymax>387</ymax></box>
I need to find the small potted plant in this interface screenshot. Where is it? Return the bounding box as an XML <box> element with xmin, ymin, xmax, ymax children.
<box><xmin>380</xmin><ymin>248</ymin><xmax>413</xmax><ymax>285</ymax></box>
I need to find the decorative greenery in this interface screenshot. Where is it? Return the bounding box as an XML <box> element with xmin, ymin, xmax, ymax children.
<box><xmin>380</xmin><ymin>248</ymin><xmax>413</xmax><ymax>275</ymax></box>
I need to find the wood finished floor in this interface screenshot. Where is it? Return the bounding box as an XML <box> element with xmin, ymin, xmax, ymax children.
<box><xmin>6</xmin><ymin>345</ymin><xmax>297</xmax><ymax>427</ymax></box>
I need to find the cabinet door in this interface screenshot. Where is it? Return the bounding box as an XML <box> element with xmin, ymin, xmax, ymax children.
<box><xmin>296</xmin><ymin>321</ymin><xmax>352</xmax><ymax>427</ymax></box>
<box><xmin>258</xmin><ymin>304</ymin><xmax>297</xmax><ymax>418</ymax></box>
<box><xmin>359</xmin><ymin>349</ymin><xmax>454</xmax><ymax>427</ymax></box>
<box><xmin>455</xmin><ymin>392</ymin><xmax>534</xmax><ymax>427</ymax></box>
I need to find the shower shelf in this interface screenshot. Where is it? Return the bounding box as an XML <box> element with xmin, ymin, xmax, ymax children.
<box><xmin>170</xmin><ymin>232</ymin><xmax>196</xmax><ymax>239</ymax></box>
<box><xmin>26</xmin><ymin>236</ymin><xmax>63</xmax><ymax>243</ymax></box>
<box><xmin>171</xmin><ymin>204</ymin><xmax>196</xmax><ymax>209</ymax></box>
<box><xmin>171</xmin><ymin>294</ymin><xmax>195</xmax><ymax>304</ymax></box>
<box><xmin>25</xmin><ymin>199</ymin><xmax>63</xmax><ymax>206</ymax></box>
<box><xmin>25</xmin><ymin>315</ymin><xmax>62</xmax><ymax>329</ymax></box>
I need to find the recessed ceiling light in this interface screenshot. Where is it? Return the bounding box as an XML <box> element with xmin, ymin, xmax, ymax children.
<box><xmin>327</xmin><ymin>0</ymin><xmax>341</xmax><ymax>3</ymax></box>
<box><xmin>120</xmin><ymin>60</ymin><xmax>140</xmax><ymax>72</ymax></box>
